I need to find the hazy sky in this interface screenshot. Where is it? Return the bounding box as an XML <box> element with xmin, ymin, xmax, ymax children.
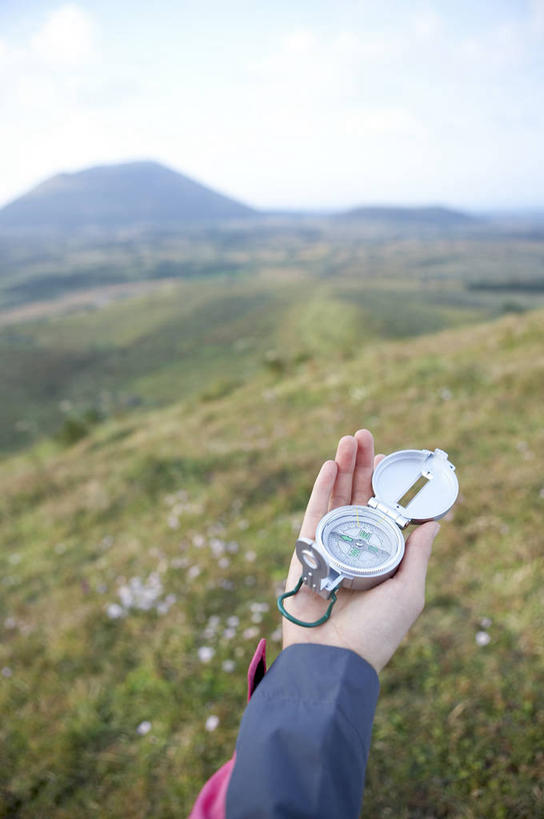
<box><xmin>1</xmin><ymin>1</ymin><xmax>543</xmax><ymax>210</ymax></box>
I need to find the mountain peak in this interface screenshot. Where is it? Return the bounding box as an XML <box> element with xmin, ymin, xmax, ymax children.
<box><xmin>0</xmin><ymin>161</ymin><xmax>256</xmax><ymax>232</ymax></box>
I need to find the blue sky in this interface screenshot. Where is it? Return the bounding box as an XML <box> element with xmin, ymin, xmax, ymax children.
<box><xmin>1</xmin><ymin>1</ymin><xmax>543</xmax><ymax>210</ymax></box>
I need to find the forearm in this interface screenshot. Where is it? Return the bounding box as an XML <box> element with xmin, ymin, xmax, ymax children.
<box><xmin>226</xmin><ymin>643</ymin><xmax>380</xmax><ymax>819</ymax></box>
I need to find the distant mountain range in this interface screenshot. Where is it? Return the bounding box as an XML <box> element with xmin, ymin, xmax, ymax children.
<box><xmin>338</xmin><ymin>205</ymin><xmax>475</xmax><ymax>226</ymax></box>
<box><xmin>0</xmin><ymin>160</ymin><xmax>477</xmax><ymax>233</ymax></box>
<box><xmin>0</xmin><ymin>161</ymin><xmax>256</xmax><ymax>231</ymax></box>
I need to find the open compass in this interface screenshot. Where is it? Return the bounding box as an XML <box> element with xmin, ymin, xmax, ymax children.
<box><xmin>278</xmin><ymin>448</ymin><xmax>459</xmax><ymax>627</ymax></box>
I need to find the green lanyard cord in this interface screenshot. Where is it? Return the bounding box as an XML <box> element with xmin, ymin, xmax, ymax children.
<box><xmin>277</xmin><ymin>576</ymin><xmax>337</xmax><ymax>628</ymax></box>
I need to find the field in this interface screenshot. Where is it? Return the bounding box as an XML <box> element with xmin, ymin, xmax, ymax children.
<box><xmin>2</xmin><ymin>222</ymin><xmax>544</xmax><ymax>454</ymax></box>
<box><xmin>0</xmin><ymin>224</ymin><xmax>543</xmax><ymax>817</ymax></box>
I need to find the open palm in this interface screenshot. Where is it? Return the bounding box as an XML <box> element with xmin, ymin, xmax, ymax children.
<box><xmin>281</xmin><ymin>430</ymin><xmax>440</xmax><ymax>672</ymax></box>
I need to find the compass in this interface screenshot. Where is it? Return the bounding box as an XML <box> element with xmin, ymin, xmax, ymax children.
<box><xmin>278</xmin><ymin>448</ymin><xmax>459</xmax><ymax>627</ymax></box>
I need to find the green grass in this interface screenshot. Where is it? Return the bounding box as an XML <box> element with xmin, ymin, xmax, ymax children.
<box><xmin>1</xmin><ymin>306</ymin><xmax>543</xmax><ymax>817</ymax></box>
<box><xmin>2</xmin><ymin>231</ymin><xmax>544</xmax><ymax>456</ymax></box>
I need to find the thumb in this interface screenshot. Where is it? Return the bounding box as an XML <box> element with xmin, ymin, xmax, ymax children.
<box><xmin>394</xmin><ymin>521</ymin><xmax>440</xmax><ymax>597</ymax></box>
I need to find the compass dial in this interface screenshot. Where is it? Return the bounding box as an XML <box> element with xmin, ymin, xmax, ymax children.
<box><xmin>318</xmin><ymin>507</ymin><xmax>402</xmax><ymax>575</ymax></box>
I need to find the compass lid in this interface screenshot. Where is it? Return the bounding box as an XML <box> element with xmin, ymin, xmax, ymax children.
<box><xmin>371</xmin><ymin>448</ymin><xmax>459</xmax><ymax>524</ymax></box>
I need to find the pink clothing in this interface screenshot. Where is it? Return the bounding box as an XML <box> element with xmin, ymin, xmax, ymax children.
<box><xmin>189</xmin><ymin>639</ymin><xmax>267</xmax><ymax>819</ymax></box>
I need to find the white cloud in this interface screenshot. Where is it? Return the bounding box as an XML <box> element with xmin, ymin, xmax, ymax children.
<box><xmin>344</xmin><ymin>107</ymin><xmax>427</xmax><ymax>139</ymax></box>
<box><xmin>530</xmin><ymin>0</ymin><xmax>544</xmax><ymax>32</ymax></box>
<box><xmin>31</xmin><ymin>4</ymin><xmax>95</xmax><ymax>65</ymax></box>
<box><xmin>459</xmin><ymin>22</ymin><xmax>528</xmax><ymax>70</ymax></box>
<box><xmin>412</xmin><ymin>9</ymin><xmax>442</xmax><ymax>41</ymax></box>
<box><xmin>283</xmin><ymin>30</ymin><xmax>317</xmax><ymax>54</ymax></box>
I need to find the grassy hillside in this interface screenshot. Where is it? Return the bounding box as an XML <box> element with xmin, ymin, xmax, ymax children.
<box><xmin>2</xmin><ymin>230</ymin><xmax>544</xmax><ymax>454</ymax></box>
<box><xmin>1</xmin><ymin>307</ymin><xmax>542</xmax><ymax>817</ymax></box>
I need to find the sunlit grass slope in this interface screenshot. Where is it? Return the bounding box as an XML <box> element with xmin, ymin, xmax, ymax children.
<box><xmin>2</xmin><ymin>257</ymin><xmax>540</xmax><ymax>454</ymax></box>
<box><xmin>0</xmin><ymin>308</ymin><xmax>543</xmax><ymax>817</ymax></box>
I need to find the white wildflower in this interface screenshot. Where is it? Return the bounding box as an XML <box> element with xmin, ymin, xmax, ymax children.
<box><xmin>218</xmin><ymin>557</ymin><xmax>230</xmax><ymax>569</ymax></box>
<box><xmin>4</xmin><ymin>617</ymin><xmax>17</xmax><ymax>630</ymax></box>
<box><xmin>222</xmin><ymin>660</ymin><xmax>235</xmax><ymax>673</ymax></box>
<box><xmin>223</xmin><ymin>627</ymin><xmax>236</xmax><ymax>640</ymax></box>
<box><xmin>204</xmin><ymin>616</ymin><xmax>221</xmax><ymax>638</ymax></box>
<box><xmin>107</xmin><ymin>603</ymin><xmax>125</xmax><ymax>619</ymax></box>
<box><xmin>245</xmin><ymin>550</ymin><xmax>256</xmax><ymax>562</ymax></box>
<box><xmin>227</xmin><ymin>541</ymin><xmax>239</xmax><ymax>553</ymax></box>
<box><xmin>243</xmin><ymin>626</ymin><xmax>259</xmax><ymax>640</ymax></box>
<box><xmin>475</xmin><ymin>631</ymin><xmax>491</xmax><ymax>646</ymax></box>
<box><xmin>198</xmin><ymin>646</ymin><xmax>215</xmax><ymax>663</ymax></box>
<box><xmin>271</xmin><ymin>627</ymin><xmax>282</xmax><ymax>642</ymax></box>
<box><xmin>167</xmin><ymin>515</ymin><xmax>179</xmax><ymax>529</ymax></box>
<box><xmin>187</xmin><ymin>565</ymin><xmax>201</xmax><ymax>580</ymax></box>
<box><xmin>210</xmin><ymin>538</ymin><xmax>225</xmax><ymax>557</ymax></box>
<box><xmin>238</xmin><ymin>519</ymin><xmax>249</xmax><ymax>530</ymax></box>
<box><xmin>440</xmin><ymin>388</ymin><xmax>452</xmax><ymax>401</ymax></box>
<box><xmin>118</xmin><ymin>585</ymin><xmax>132</xmax><ymax>608</ymax></box>
<box><xmin>192</xmin><ymin>534</ymin><xmax>205</xmax><ymax>548</ymax></box>
<box><xmin>54</xmin><ymin>543</ymin><xmax>66</xmax><ymax>555</ymax></box>
<box><xmin>480</xmin><ymin>617</ymin><xmax>492</xmax><ymax>629</ymax></box>
<box><xmin>119</xmin><ymin>574</ymin><xmax>163</xmax><ymax>611</ymax></box>
<box><xmin>349</xmin><ymin>386</ymin><xmax>367</xmax><ymax>402</ymax></box>
<box><xmin>136</xmin><ymin>721</ymin><xmax>152</xmax><ymax>736</ymax></box>
<box><xmin>227</xmin><ymin>616</ymin><xmax>239</xmax><ymax>628</ymax></box>
<box><xmin>8</xmin><ymin>554</ymin><xmax>21</xmax><ymax>565</ymax></box>
<box><xmin>220</xmin><ymin>579</ymin><xmax>234</xmax><ymax>590</ymax></box>
<box><xmin>2</xmin><ymin>667</ymin><xmax>13</xmax><ymax>678</ymax></box>
<box><xmin>205</xmin><ymin>715</ymin><xmax>219</xmax><ymax>732</ymax></box>
<box><xmin>251</xmin><ymin>612</ymin><xmax>263</xmax><ymax>624</ymax></box>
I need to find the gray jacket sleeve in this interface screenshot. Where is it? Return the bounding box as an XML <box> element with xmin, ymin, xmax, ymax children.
<box><xmin>226</xmin><ymin>643</ymin><xmax>380</xmax><ymax>819</ymax></box>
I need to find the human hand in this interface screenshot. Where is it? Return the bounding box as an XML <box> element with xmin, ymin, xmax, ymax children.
<box><xmin>282</xmin><ymin>430</ymin><xmax>441</xmax><ymax>673</ymax></box>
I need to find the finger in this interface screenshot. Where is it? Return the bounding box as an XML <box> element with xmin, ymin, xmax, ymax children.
<box><xmin>329</xmin><ymin>435</ymin><xmax>357</xmax><ymax>510</ymax></box>
<box><xmin>393</xmin><ymin>521</ymin><xmax>440</xmax><ymax>605</ymax></box>
<box><xmin>374</xmin><ymin>453</ymin><xmax>385</xmax><ymax>468</ymax></box>
<box><xmin>299</xmin><ymin>459</ymin><xmax>338</xmax><ymax>539</ymax></box>
<box><xmin>350</xmin><ymin>429</ymin><xmax>375</xmax><ymax>505</ymax></box>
